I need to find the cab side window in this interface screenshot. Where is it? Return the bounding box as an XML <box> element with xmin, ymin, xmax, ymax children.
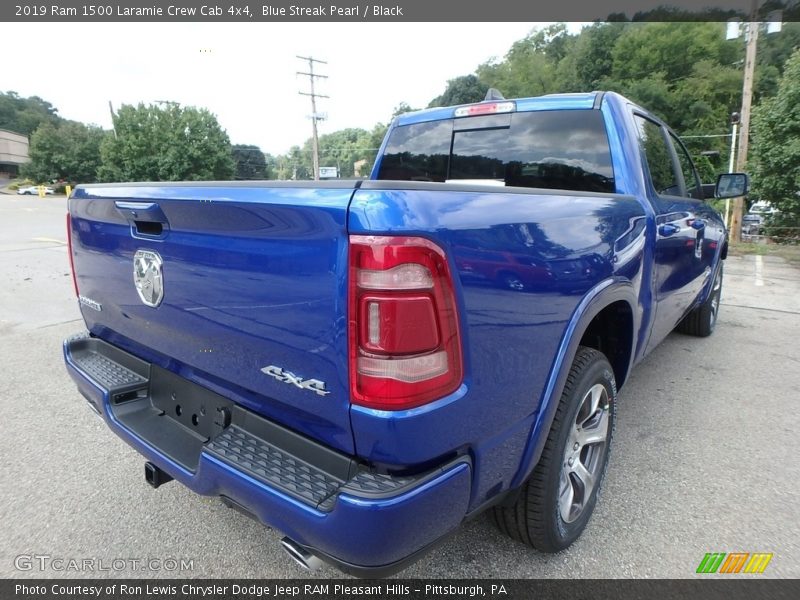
<box><xmin>669</xmin><ymin>132</ymin><xmax>702</xmax><ymax>199</ymax></box>
<box><xmin>634</xmin><ymin>115</ymin><xmax>680</xmax><ymax>197</ymax></box>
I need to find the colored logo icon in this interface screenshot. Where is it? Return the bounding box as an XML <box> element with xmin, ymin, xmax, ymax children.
<box><xmin>697</xmin><ymin>552</ymin><xmax>773</xmax><ymax>574</ymax></box>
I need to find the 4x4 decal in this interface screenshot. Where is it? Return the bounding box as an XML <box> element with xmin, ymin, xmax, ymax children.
<box><xmin>260</xmin><ymin>365</ymin><xmax>330</xmax><ymax>397</ymax></box>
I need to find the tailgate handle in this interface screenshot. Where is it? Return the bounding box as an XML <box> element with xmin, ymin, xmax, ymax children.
<box><xmin>115</xmin><ymin>201</ymin><xmax>169</xmax><ymax>237</ymax></box>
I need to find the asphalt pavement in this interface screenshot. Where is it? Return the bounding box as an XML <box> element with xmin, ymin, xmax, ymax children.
<box><xmin>1</xmin><ymin>194</ymin><xmax>798</xmax><ymax>579</ymax></box>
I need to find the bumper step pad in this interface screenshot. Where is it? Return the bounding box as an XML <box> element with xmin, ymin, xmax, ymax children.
<box><xmin>72</xmin><ymin>351</ymin><xmax>147</xmax><ymax>391</ymax></box>
<box><xmin>206</xmin><ymin>426</ymin><xmax>344</xmax><ymax>509</ymax></box>
<box><xmin>67</xmin><ymin>333</ymin><xmax>149</xmax><ymax>399</ymax></box>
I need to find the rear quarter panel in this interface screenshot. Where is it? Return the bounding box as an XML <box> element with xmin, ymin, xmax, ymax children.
<box><xmin>348</xmin><ymin>182</ymin><xmax>648</xmax><ymax>509</ymax></box>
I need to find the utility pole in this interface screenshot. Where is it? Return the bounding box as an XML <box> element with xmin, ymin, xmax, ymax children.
<box><xmin>108</xmin><ymin>101</ymin><xmax>117</xmax><ymax>138</ymax></box>
<box><xmin>730</xmin><ymin>0</ymin><xmax>759</xmax><ymax>243</ymax></box>
<box><xmin>725</xmin><ymin>112</ymin><xmax>739</xmax><ymax>228</ymax></box>
<box><xmin>297</xmin><ymin>56</ymin><xmax>328</xmax><ymax>181</ymax></box>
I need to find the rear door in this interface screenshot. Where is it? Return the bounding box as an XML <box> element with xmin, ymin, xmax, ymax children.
<box><xmin>70</xmin><ymin>182</ymin><xmax>357</xmax><ymax>454</ymax></box>
<box><xmin>633</xmin><ymin>115</ymin><xmax>713</xmax><ymax>350</ymax></box>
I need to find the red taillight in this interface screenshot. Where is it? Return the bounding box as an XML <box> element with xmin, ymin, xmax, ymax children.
<box><xmin>348</xmin><ymin>235</ymin><xmax>463</xmax><ymax>410</ymax></box>
<box><xmin>66</xmin><ymin>213</ymin><xmax>79</xmax><ymax>296</ymax></box>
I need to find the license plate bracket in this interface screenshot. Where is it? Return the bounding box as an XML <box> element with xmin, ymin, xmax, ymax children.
<box><xmin>150</xmin><ymin>365</ymin><xmax>233</xmax><ymax>442</ymax></box>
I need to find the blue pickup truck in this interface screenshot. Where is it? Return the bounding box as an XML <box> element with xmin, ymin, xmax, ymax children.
<box><xmin>63</xmin><ymin>91</ymin><xmax>746</xmax><ymax>576</ymax></box>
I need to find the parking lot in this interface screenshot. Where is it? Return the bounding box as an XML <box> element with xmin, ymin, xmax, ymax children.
<box><xmin>1</xmin><ymin>193</ymin><xmax>798</xmax><ymax>579</ymax></box>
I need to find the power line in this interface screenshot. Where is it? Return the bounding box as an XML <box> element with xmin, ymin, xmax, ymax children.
<box><xmin>289</xmin><ymin>147</ymin><xmax>382</xmax><ymax>153</ymax></box>
<box><xmin>296</xmin><ymin>55</ymin><xmax>329</xmax><ymax>181</ymax></box>
<box><xmin>680</xmin><ymin>133</ymin><xmax>733</xmax><ymax>139</ymax></box>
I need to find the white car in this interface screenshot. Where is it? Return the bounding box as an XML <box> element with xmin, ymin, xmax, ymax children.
<box><xmin>17</xmin><ymin>185</ymin><xmax>55</xmax><ymax>195</ymax></box>
<box><xmin>750</xmin><ymin>201</ymin><xmax>778</xmax><ymax>217</ymax></box>
<box><xmin>742</xmin><ymin>212</ymin><xmax>763</xmax><ymax>234</ymax></box>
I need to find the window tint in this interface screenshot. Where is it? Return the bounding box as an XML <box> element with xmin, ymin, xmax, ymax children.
<box><xmin>634</xmin><ymin>115</ymin><xmax>679</xmax><ymax>196</ymax></box>
<box><xmin>376</xmin><ymin>119</ymin><xmax>451</xmax><ymax>182</ymax></box>
<box><xmin>669</xmin><ymin>132</ymin><xmax>701</xmax><ymax>199</ymax></box>
<box><xmin>377</xmin><ymin>110</ymin><xmax>615</xmax><ymax>193</ymax></box>
<box><xmin>449</xmin><ymin>128</ymin><xmax>509</xmax><ymax>181</ymax></box>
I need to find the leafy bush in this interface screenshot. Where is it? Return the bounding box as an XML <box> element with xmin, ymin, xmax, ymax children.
<box><xmin>761</xmin><ymin>212</ymin><xmax>800</xmax><ymax>245</ymax></box>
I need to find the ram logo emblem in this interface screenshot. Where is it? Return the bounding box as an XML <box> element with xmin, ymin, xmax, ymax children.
<box><xmin>133</xmin><ymin>249</ymin><xmax>164</xmax><ymax>307</ymax></box>
<box><xmin>260</xmin><ymin>365</ymin><xmax>330</xmax><ymax>396</ymax></box>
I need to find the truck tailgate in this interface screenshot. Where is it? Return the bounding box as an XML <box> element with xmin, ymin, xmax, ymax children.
<box><xmin>69</xmin><ymin>182</ymin><xmax>357</xmax><ymax>454</ymax></box>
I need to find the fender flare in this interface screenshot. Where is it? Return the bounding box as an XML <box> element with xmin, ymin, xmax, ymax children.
<box><xmin>509</xmin><ymin>277</ymin><xmax>639</xmax><ymax>489</ymax></box>
<box><xmin>697</xmin><ymin>249</ymin><xmax>726</xmax><ymax>307</ymax></box>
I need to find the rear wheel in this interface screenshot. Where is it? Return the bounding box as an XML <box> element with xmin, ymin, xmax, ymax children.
<box><xmin>677</xmin><ymin>263</ymin><xmax>723</xmax><ymax>337</ymax></box>
<box><xmin>492</xmin><ymin>346</ymin><xmax>616</xmax><ymax>552</ymax></box>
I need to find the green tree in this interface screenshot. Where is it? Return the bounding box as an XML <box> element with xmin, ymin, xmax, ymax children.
<box><xmin>570</xmin><ymin>22</ymin><xmax>628</xmax><ymax>90</ymax></box>
<box><xmin>231</xmin><ymin>144</ymin><xmax>268</xmax><ymax>180</ymax></box>
<box><xmin>750</xmin><ymin>48</ymin><xmax>800</xmax><ymax>220</ymax></box>
<box><xmin>362</xmin><ymin>122</ymin><xmax>389</xmax><ymax>175</ymax></box>
<box><xmin>280</xmin><ymin>145</ymin><xmax>311</xmax><ymax>180</ymax></box>
<box><xmin>391</xmin><ymin>102</ymin><xmax>419</xmax><ymax>118</ymax></box>
<box><xmin>21</xmin><ymin>120</ymin><xmax>105</xmax><ymax>183</ymax></box>
<box><xmin>476</xmin><ymin>24</ymin><xmax>572</xmax><ymax>98</ymax></box>
<box><xmin>263</xmin><ymin>153</ymin><xmax>278</xmax><ymax>179</ymax></box>
<box><xmin>0</xmin><ymin>91</ymin><xmax>61</xmax><ymax>136</ymax></box>
<box><xmin>610</xmin><ymin>23</ymin><xmax>737</xmax><ymax>91</ymax></box>
<box><xmin>369</xmin><ymin>122</ymin><xmax>388</xmax><ymax>149</ymax></box>
<box><xmin>754</xmin><ymin>22</ymin><xmax>800</xmax><ymax>99</ymax></box>
<box><xmin>98</xmin><ymin>102</ymin><xmax>234</xmax><ymax>182</ymax></box>
<box><xmin>316</xmin><ymin>128</ymin><xmax>376</xmax><ymax>178</ymax></box>
<box><xmin>283</xmin><ymin>128</ymin><xmax>382</xmax><ymax>179</ymax></box>
<box><xmin>428</xmin><ymin>75</ymin><xmax>489</xmax><ymax>107</ymax></box>
<box><xmin>477</xmin><ymin>39</ymin><xmax>558</xmax><ymax>99</ymax></box>
<box><xmin>272</xmin><ymin>153</ymin><xmax>294</xmax><ymax>180</ymax></box>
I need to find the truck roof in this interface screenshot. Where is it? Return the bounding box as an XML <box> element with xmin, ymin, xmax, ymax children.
<box><xmin>395</xmin><ymin>92</ymin><xmax>602</xmax><ymax>127</ymax></box>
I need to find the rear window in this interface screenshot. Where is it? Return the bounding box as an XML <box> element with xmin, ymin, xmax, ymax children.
<box><xmin>377</xmin><ymin>110</ymin><xmax>615</xmax><ymax>193</ymax></box>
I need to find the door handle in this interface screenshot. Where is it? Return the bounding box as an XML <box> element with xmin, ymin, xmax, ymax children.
<box><xmin>114</xmin><ymin>201</ymin><xmax>169</xmax><ymax>236</ymax></box>
<box><xmin>114</xmin><ymin>201</ymin><xmax>168</xmax><ymax>223</ymax></box>
<box><xmin>658</xmin><ymin>223</ymin><xmax>681</xmax><ymax>237</ymax></box>
<box><xmin>690</xmin><ymin>219</ymin><xmax>707</xmax><ymax>230</ymax></box>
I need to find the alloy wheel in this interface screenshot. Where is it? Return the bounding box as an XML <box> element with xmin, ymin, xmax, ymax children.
<box><xmin>559</xmin><ymin>383</ymin><xmax>610</xmax><ymax>523</ymax></box>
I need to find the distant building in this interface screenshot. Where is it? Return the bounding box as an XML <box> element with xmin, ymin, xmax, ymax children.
<box><xmin>0</xmin><ymin>129</ymin><xmax>30</xmax><ymax>177</ymax></box>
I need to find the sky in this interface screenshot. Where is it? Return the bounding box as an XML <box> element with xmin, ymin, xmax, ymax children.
<box><xmin>4</xmin><ymin>22</ymin><xmax>587</xmax><ymax>156</ymax></box>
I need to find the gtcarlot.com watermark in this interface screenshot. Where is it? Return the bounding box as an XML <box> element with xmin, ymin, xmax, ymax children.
<box><xmin>14</xmin><ymin>554</ymin><xmax>194</xmax><ymax>573</ymax></box>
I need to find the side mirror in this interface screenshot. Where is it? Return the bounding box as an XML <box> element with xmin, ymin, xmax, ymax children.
<box><xmin>701</xmin><ymin>183</ymin><xmax>716</xmax><ymax>200</ymax></box>
<box><xmin>714</xmin><ymin>173</ymin><xmax>749</xmax><ymax>199</ymax></box>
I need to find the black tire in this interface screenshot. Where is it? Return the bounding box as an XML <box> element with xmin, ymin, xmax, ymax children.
<box><xmin>677</xmin><ymin>263</ymin><xmax>723</xmax><ymax>337</ymax></box>
<box><xmin>492</xmin><ymin>346</ymin><xmax>616</xmax><ymax>552</ymax></box>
